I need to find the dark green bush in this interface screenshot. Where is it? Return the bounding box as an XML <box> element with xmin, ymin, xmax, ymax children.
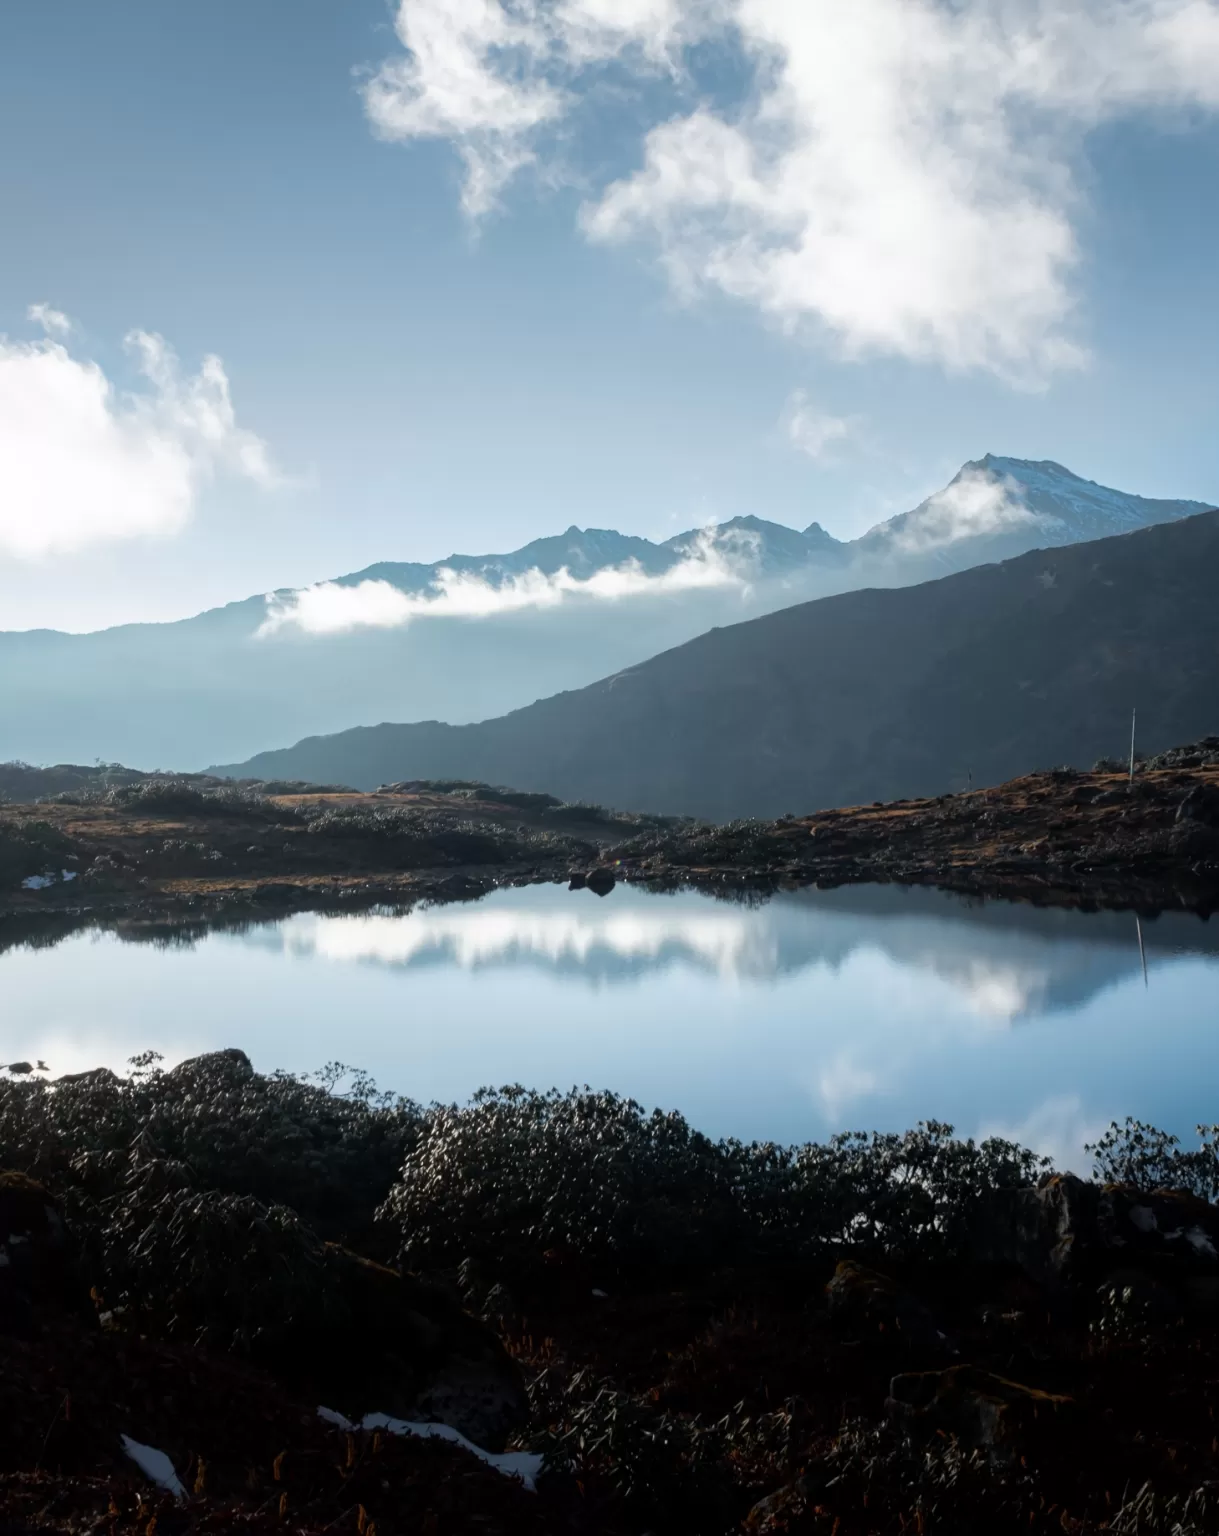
<box><xmin>0</xmin><ymin>1050</ymin><xmax>422</xmax><ymax>1248</ymax></box>
<box><xmin>0</xmin><ymin>817</ymin><xmax>77</xmax><ymax>885</ymax></box>
<box><xmin>103</xmin><ymin>779</ymin><xmax>282</xmax><ymax>819</ymax></box>
<box><xmin>379</xmin><ymin>1090</ymin><xmax>1046</xmax><ymax>1273</ymax></box>
<box><xmin>1087</xmin><ymin>1118</ymin><xmax>1219</xmax><ymax>1200</ymax></box>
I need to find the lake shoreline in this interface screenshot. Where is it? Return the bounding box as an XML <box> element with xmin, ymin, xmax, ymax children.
<box><xmin>3</xmin><ymin>755</ymin><xmax>1218</xmax><ymax>930</ymax></box>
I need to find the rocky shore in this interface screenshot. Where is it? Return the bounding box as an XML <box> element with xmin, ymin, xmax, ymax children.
<box><xmin>2</xmin><ymin>741</ymin><xmax>1218</xmax><ymax>934</ymax></box>
<box><xmin>4</xmin><ymin>1052</ymin><xmax>1219</xmax><ymax>1533</ymax></box>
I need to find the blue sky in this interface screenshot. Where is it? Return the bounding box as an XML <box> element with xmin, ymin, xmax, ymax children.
<box><xmin>0</xmin><ymin>0</ymin><xmax>1217</xmax><ymax>630</ymax></box>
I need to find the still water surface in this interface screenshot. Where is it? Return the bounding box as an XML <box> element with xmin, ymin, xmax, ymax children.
<box><xmin>2</xmin><ymin>882</ymin><xmax>1217</xmax><ymax>1171</ymax></box>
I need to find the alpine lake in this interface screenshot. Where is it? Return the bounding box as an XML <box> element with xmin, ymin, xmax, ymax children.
<box><xmin>4</xmin><ymin>879</ymin><xmax>1217</xmax><ymax>1170</ymax></box>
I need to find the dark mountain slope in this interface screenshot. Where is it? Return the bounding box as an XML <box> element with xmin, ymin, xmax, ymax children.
<box><xmin>3</xmin><ymin>457</ymin><xmax>1209</xmax><ymax>772</ymax></box>
<box><xmin>215</xmin><ymin>510</ymin><xmax>1219</xmax><ymax>819</ymax></box>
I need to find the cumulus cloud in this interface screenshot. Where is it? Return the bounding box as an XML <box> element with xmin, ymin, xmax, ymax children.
<box><xmin>367</xmin><ymin>0</ymin><xmax>1219</xmax><ymax>375</ymax></box>
<box><xmin>259</xmin><ymin>529</ymin><xmax>749</xmax><ymax>636</ymax></box>
<box><xmin>780</xmin><ymin>390</ymin><xmax>854</xmax><ymax>460</ymax></box>
<box><xmin>0</xmin><ymin>318</ymin><xmax>279</xmax><ymax>560</ymax></box>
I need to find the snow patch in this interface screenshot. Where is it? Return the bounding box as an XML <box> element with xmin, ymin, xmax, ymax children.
<box><xmin>317</xmin><ymin>1408</ymin><xmax>542</xmax><ymax>1490</ymax></box>
<box><xmin>1187</xmin><ymin>1225</ymin><xmax>1218</xmax><ymax>1260</ymax></box>
<box><xmin>120</xmin><ymin>1435</ymin><xmax>187</xmax><ymax>1498</ymax></box>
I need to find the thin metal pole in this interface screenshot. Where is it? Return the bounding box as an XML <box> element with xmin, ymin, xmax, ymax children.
<box><xmin>1128</xmin><ymin>707</ymin><xmax>1137</xmax><ymax>783</ymax></box>
<box><xmin>1136</xmin><ymin>915</ymin><xmax>1148</xmax><ymax>988</ymax></box>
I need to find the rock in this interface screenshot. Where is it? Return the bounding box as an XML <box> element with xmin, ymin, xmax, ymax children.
<box><xmin>0</xmin><ymin>1171</ymin><xmax>86</xmax><ymax>1331</ymax></box>
<box><xmin>584</xmin><ymin>867</ymin><xmax>616</xmax><ymax>897</ymax></box>
<box><xmin>567</xmin><ymin>871</ymin><xmax>587</xmax><ymax>890</ymax></box>
<box><xmin>166</xmin><ymin>1047</ymin><xmax>254</xmax><ymax>1081</ymax></box>
<box><xmin>263</xmin><ymin>1246</ymin><xmax>528</xmax><ymax>1453</ymax></box>
<box><xmin>825</xmin><ymin>1259</ymin><xmax>945</xmax><ymax>1354</ymax></box>
<box><xmin>887</xmin><ymin>1365</ymin><xmax>1072</xmax><ymax>1464</ymax></box>
<box><xmin>1176</xmin><ymin>784</ymin><xmax>1219</xmax><ymax>829</ymax></box>
<box><xmin>973</xmin><ymin>1172</ymin><xmax>1100</xmax><ymax>1286</ymax></box>
<box><xmin>744</xmin><ymin>1476</ymin><xmax>813</xmax><ymax>1530</ymax></box>
<box><xmin>1096</xmin><ymin>1268</ymin><xmax>1181</xmax><ymax>1323</ymax></box>
<box><xmin>974</xmin><ymin>1174</ymin><xmax>1219</xmax><ymax>1288</ymax></box>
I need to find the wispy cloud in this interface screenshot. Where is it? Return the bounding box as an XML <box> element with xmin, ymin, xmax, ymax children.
<box><xmin>367</xmin><ymin>0</ymin><xmax>1219</xmax><ymax>378</ymax></box>
<box><xmin>979</xmin><ymin>1093</ymin><xmax>1108</xmax><ymax>1174</ymax></box>
<box><xmin>0</xmin><ymin>313</ymin><xmax>281</xmax><ymax>560</ymax></box>
<box><xmin>259</xmin><ymin>529</ymin><xmax>750</xmax><ymax>636</ymax></box>
<box><xmin>780</xmin><ymin>390</ymin><xmax>855</xmax><ymax>461</ymax></box>
<box><xmin>27</xmin><ymin>303</ymin><xmax>72</xmax><ymax>338</ymax></box>
<box><xmin>884</xmin><ymin>465</ymin><xmax>1054</xmax><ymax>555</ymax></box>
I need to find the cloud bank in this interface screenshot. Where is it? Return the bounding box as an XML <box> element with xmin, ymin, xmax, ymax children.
<box><xmin>259</xmin><ymin>529</ymin><xmax>749</xmax><ymax>635</ymax></box>
<box><xmin>366</xmin><ymin>0</ymin><xmax>1219</xmax><ymax>378</ymax></box>
<box><xmin>0</xmin><ymin>315</ymin><xmax>278</xmax><ymax>560</ymax></box>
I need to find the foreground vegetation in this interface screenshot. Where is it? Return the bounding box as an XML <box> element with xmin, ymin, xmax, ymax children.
<box><xmin>5</xmin><ymin>1052</ymin><xmax>1219</xmax><ymax>1532</ymax></box>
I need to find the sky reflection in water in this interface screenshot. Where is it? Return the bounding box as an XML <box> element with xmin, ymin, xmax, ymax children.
<box><xmin>3</xmin><ymin>883</ymin><xmax>1217</xmax><ymax>1173</ymax></box>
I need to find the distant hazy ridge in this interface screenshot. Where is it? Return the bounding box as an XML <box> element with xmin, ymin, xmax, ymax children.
<box><xmin>3</xmin><ymin>456</ymin><xmax>1209</xmax><ymax>772</ymax></box>
<box><xmin>216</xmin><ymin>509</ymin><xmax>1219</xmax><ymax>820</ymax></box>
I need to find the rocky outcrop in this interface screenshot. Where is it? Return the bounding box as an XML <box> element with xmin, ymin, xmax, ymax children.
<box><xmin>975</xmin><ymin>1172</ymin><xmax>1219</xmax><ymax>1290</ymax></box>
<box><xmin>887</xmin><ymin>1365</ymin><xmax>1072</xmax><ymax>1464</ymax></box>
<box><xmin>0</xmin><ymin>1170</ymin><xmax>86</xmax><ymax>1331</ymax></box>
<box><xmin>291</xmin><ymin>1246</ymin><xmax>529</xmax><ymax>1453</ymax></box>
<box><xmin>824</xmin><ymin>1259</ymin><xmax>945</xmax><ymax>1355</ymax></box>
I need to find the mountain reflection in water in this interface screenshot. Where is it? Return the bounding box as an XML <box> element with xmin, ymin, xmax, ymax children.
<box><xmin>3</xmin><ymin>883</ymin><xmax>1217</xmax><ymax>1174</ymax></box>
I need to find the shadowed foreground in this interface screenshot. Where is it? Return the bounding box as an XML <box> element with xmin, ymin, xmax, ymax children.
<box><xmin>4</xmin><ymin>1052</ymin><xmax>1219</xmax><ymax>1532</ymax></box>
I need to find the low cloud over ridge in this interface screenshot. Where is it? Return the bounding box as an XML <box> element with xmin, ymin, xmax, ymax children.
<box><xmin>259</xmin><ymin>529</ymin><xmax>751</xmax><ymax>636</ymax></box>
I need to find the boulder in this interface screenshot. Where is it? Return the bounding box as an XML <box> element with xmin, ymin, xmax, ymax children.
<box><xmin>584</xmin><ymin>867</ymin><xmax>616</xmax><ymax>897</ymax></box>
<box><xmin>887</xmin><ymin>1365</ymin><xmax>1072</xmax><ymax>1464</ymax></box>
<box><xmin>974</xmin><ymin>1174</ymin><xmax>1219</xmax><ymax>1288</ymax></box>
<box><xmin>972</xmin><ymin>1172</ymin><xmax>1099</xmax><ymax>1286</ymax></box>
<box><xmin>1176</xmin><ymin>785</ymin><xmax>1219</xmax><ymax>827</ymax></box>
<box><xmin>166</xmin><ymin>1047</ymin><xmax>254</xmax><ymax>1081</ymax></box>
<box><xmin>824</xmin><ymin>1260</ymin><xmax>945</xmax><ymax>1354</ymax></box>
<box><xmin>263</xmin><ymin>1245</ymin><xmax>529</xmax><ymax>1453</ymax></box>
<box><xmin>0</xmin><ymin>1171</ymin><xmax>87</xmax><ymax>1331</ymax></box>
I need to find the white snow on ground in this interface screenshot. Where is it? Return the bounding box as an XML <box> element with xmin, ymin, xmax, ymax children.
<box><xmin>120</xmin><ymin>1435</ymin><xmax>187</xmax><ymax>1498</ymax></box>
<box><xmin>18</xmin><ymin>870</ymin><xmax>77</xmax><ymax>889</ymax></box>
<box><xmin>317</xmin><ymin>1408</ymin><xmax>543</xmax><ymax>1491</ymax></box>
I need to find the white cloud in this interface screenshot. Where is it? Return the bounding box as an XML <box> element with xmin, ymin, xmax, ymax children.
<box><xmin>979</xmin><ymin>1092</ymin><xmax>1107</xmax><ymax>1174</ymax></box>
<box><xmin>883</xmin><ymin>465</ymin><xmax>1058</xmax><ymax>554</ymax></box>
<box><xmin>259</xmin><ymin>528</ymin><xmax>749</xmax><ymax>636</ymax></box>
<box><xmin>368</xmin><ymin>0</ymin><xmax>1219</xmax><ymax>376</ymax></box>
<box><xmin>780</xmin><ymin>390</ymin><xmax>854</xmax><ymax>460</ymax></box>
<box><xmin>28</xmin><ymin>303</ymin><xmax>72</xmax><ymax>338</ymax></box>
<box><xmin>278</xmin><ymin>902</ymin><xmax>768</xmax><ymax>976</ymax></box>
<box><xmin>0</xmin><ymin>320</ymin><xmax>279</xmax><ymax>560</ymax></box>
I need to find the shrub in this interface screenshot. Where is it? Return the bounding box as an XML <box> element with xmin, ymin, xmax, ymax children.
<box><xmin>381</xmin><ymin>1086</ymin><xmax>748</xmax><ymax>1272</ymax></box>
<box><xmin>103</xmin><ymin>779</ymin><xmax>281</xmax><ymax>819</ymax></box>
<box><xmin>379</xmin><ymin>1090</ymin><xmax>1048</xmax><ymax>1274</ymax></box>
<box><xmin>0</xmin><ymin>1050</ymin><xmax>422</xmax><ymax>1249</ymax></box>
<box><xmin>1087</xmin><ymin>1118</ymin><xmax>1219</xmax><ymax>1201</ymax></box>
<box><xmin>0</xmin><ymin>817</ymin><xmax>77</xmax><ymax>886</ymax></box>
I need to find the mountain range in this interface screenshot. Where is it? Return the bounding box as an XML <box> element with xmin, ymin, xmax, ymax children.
<box><xmin>217</xmin><ymin>508</ymin><xmax>1219</xmax><ymax>819</ymax></box>
<box><xmin>1</xmin><ymin>455</ymin><xmax>1211</xmax><ymax>773</ymax></box>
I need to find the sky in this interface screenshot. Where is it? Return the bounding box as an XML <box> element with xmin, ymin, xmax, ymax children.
<box><xmin>0</xmin><ymin>0</ymin><xmax>1217</xmax><ymax>632</ymax></box>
